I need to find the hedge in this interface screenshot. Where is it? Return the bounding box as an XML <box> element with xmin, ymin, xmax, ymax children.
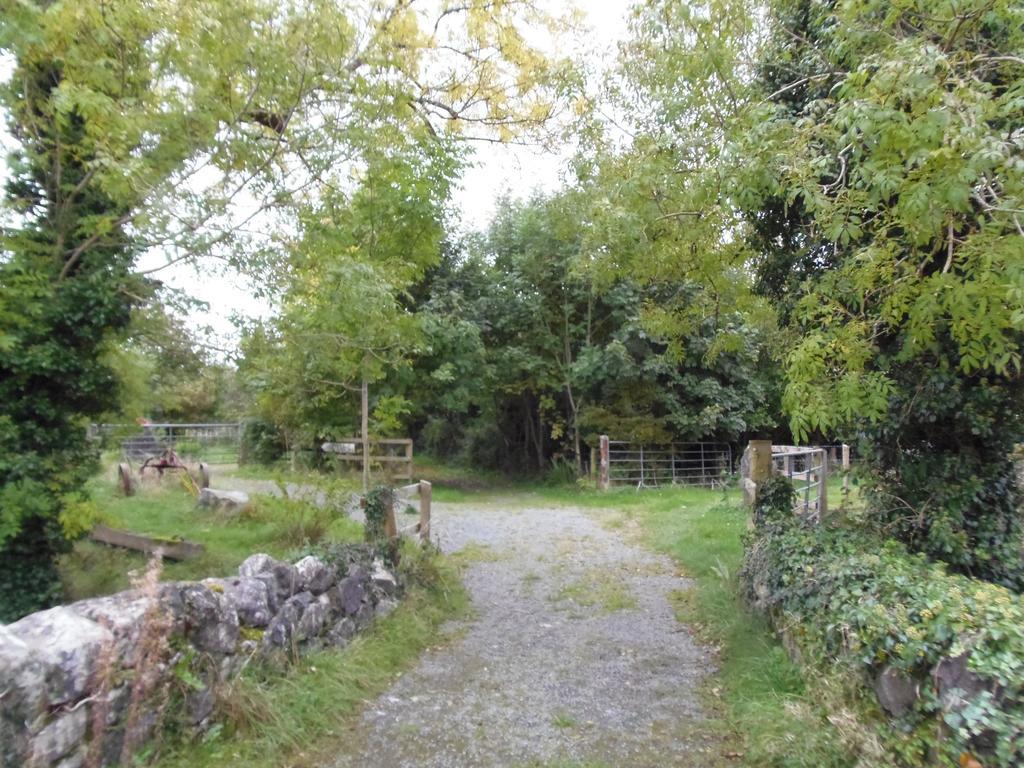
<box><xmin>742</xmin><ymin>478</ymin><xmax>1024</xmax><ymax>766</ymax></box>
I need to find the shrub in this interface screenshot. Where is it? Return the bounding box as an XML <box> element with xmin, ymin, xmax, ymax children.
<box><xmin>240</xmin><ymin>418</ymin><xmax>286</xmax><ymax>466</ymax></box>
<box><xmin>742</xmin><ymin>507</ymin><xmax>1024</xmax><ymax>766</ymax></box>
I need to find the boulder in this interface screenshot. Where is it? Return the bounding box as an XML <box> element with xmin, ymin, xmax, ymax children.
<box><xmin>4</xmin><ymin>607</ymin><xmax>113</xmax><ymax>708</ymax></box>
<box><xmin>874</xmin><ymin>666</ymin><xmax>918</xmax><ymax>716</ymax></box>
<box><xmin>330</xmin><ymin>575</ymin><xmax>367</xmax><ymax>617</ymax></box>
<box><xmin>325</xmin><ymin>617</ymin><xmax>358</xmax><ymax>647</ymax></box>
<box><xmin>197</xmin><ymin>488</ymin><xmax>251</xmax><ymax>513</ymax></box>
<box><xmin>185</xmin><ymin>685</ymin><xmax>216</xmax><ymax>725</ymax></box>
<box><xmin>934</xmin><ymin>652</ymin><xmax>986</xmax><ymax>708</ymax></box>
<box><xmin>375</xmin><ymin>598</ymin><xmax>399</xmax><ymax>619</ymax></box>
<box><xmin>294</xmin><ymin>555</ymin><xmax>337</xmax><ymax>595</ymax></box>
<box><xmin>296</xmin><ymin>597</ymin><xmax>328</xmax><ymax>642</ymax></box>
<box><xmin>239</xmin><ymin>553</ymin><xmax>277</xmax><ymax>578</ymax></box>
<box><xmin>179</xmin><ymin>584</ymin><xmax>240</xmax><ymax>654</ymax></box>
<box><xmin>264</xmin><ymin>592</ymin><xmax>313</xmax><ymax>649</ymax></box>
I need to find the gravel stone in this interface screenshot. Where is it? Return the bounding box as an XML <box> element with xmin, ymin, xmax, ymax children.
<box><xmin>330</xmin><ymin>500</ymin><xmax>713</xmax><ymax>768</ymax></box>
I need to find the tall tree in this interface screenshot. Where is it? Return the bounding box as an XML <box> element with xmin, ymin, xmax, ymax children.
<box><xmin>613</xmin><ymin>0</ymin><xmax>1024</xmax><ymax>582</ymax></box>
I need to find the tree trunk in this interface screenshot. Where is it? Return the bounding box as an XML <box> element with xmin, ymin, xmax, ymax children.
<box><xmin>361</xmin><ymin>372</ymin><xmax>370</xmax><ymax>493</ymax></box>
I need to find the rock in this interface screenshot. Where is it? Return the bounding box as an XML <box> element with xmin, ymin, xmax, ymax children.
<box><xmin>204</xmin><ymin>577</ymin><xmax>273</xmax><ymax>628</ymax></box>
<box><xmin>375</xmin><ymin>598</ymin><xmax>399</xmax><ymax>619</ymax></box>
<box><xmin>264</xmin><ymin>592</ymin><xmax>313</xmax><ymax>649</ymax></box>
<box><xmin>239</xmin><ymin>554</ymin><xmax>299</xmax><ymax>606</ymax></box>
<box><xmin>294</xmin><ymin>555</ymin><xmax>337</xmax><ymax>595</ymax></box>
<box><xmin>186</xmin><ymin>685</ymin><xmax>216</xmax><ymax>725</ymax></box>
<box><xmin>239</xmin><ymin>553</ymin><xmax>277</xmax><ymax>578</ymax></box>
<box><xmin>4</xmin><ymin>607</ymin><xmax>113</xmax><ymax>708</ymax></box>
<box><xmin>55</xmin><ymin>747</ymin><xmax>87</xmax><ymax>768</ymax></box>
<box><xmin>325</xmin><ymin>617</ymin><xmax>358</xmax><ymax>647</ymax></box>
<box><xmin>29</xmin><ymin>707</ymin><xmax>88</xmax><ymax>765</ymax></box>
<box><xmin>934</xmin><ymin>652</ymin><xmax>986</xmax><ymax>708</ymax></box>
<box><xmin>71</xmin><ymin>591</ymin><xmax>161</xmax><ymax>655</ymax></box>
<box><xmin>198</xmin><ymin>488</ymin><xmax>251</xmax><ymax>513</ymax></box>
<box><xmin>370</xmin><ymin>560</ymin><xmax>398</xmax><ymax>597</ymax></box>
<box><xmin>180</xmin><ymin>584</ymin><xmax>240</xmax><ymax>654</ymax></box>
<box><xmin>296</xmin><ymin>599</ymin><xmax>328</xmax><ymax>642</ymax></box>
<box><xmin>330</xmin><ymin>575</ymin><xmax>367</xmax><ymax>617</ymax></box>
<box><xmin>874</xmin><ymin>666</ymin><xmax>918</xmax><ymax>716</ymax></box>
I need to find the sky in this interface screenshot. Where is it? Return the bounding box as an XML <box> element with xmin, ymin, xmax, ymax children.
<box><xmin>0</xmin><ymin>2</ymin><xmax>633</xmax><ymax>347</ymax></box>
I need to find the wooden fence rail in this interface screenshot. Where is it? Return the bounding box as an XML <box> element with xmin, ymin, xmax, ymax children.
<box><xmin>322</xmin><ymin>438</ymin><xmax>413</xmax><ymax>481</ymax></box>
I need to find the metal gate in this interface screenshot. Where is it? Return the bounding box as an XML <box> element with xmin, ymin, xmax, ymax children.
<box><xmin>91</xmin><ymin>422</ymin><xmax>243</xmax><ymax>465</ymax></box>
<box><xmin>772</xmin><ymin>446</ymin><xmax>828</xmax><ymax>521</ymax></box>
<box><xmin>602</xmin><ymin>438</ymin><xmax>732</xmax><ymax>489</ymax></box>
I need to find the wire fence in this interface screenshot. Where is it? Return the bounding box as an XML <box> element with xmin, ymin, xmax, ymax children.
<box><xmin>90</xmin><ymin>422</ymin><xmax>243</xmax><ymax>465</ymax></box>
<box><xmin>605</xmin><ymin>440</ymin><xmax>733</xmax><ymax>489</ymax></box>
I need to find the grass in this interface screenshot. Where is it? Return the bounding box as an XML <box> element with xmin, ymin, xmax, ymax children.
<box><xmin>552</xmin><ymin>567</ymin><xmax>637</xmax><ymax>614</ymax></box>
<box><xmin>154</xmin><ymin>549</ymin><xmax>470</xmax><ymax>768</ymax></box>
<box><xmin>59</xmin><ymin>472</ymin><xmax>362</xmax><ymax>601</ymax></box>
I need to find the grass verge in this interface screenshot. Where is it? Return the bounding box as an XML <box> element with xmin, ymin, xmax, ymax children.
<box><xmin>155</xmin><ymin>548</ymin><xmax>470</xmax><ymax>768</ymax></box>
<box><xmin>620</xmin><ymin>489</ymin><xmax>860</xmax><ymax>767</ymax></box>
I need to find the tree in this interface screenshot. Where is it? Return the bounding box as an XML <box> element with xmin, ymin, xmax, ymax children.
<box><xmin>0</xmin><ymin>0</ymin><xmax>579</xmax><ymax>618</ymax></box>
<box><xmin>239</xmin><ymin>135</ymin><xmax>460</xmax><ymax>467</ymax></box>
<box><xmin>612</xmin><ymin>0</ymin><xmax>1024</xmax><ymax>582</ymax></box>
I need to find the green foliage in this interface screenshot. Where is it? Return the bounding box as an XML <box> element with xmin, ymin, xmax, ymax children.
<box><xmin>399</xmin><ymin>194</ymin><xmax>778</xmax><ymax>475</ymax></box>
<box><xmin>58</xmin><ymin>476</ymin><xmax>362</xmax><ymax>602</ymax></box>
<box><xmin>239</xmin><ymin>418</ymin><xmax>287</xmax><ymax>466</ymax></box>
<box><xmin>606</xmin><ymin>0</ymin><xmax>1024</xmax><ymax>578</ymax></box>
<box><xmin>363</xmin><ymin>485</ymin><xmax>398</xmax><ymax>565</ymax></box>
<box><xmin>743</xmin><ymin>515</ymin><xmax>1024</xmax><ymax>766</ymax></box>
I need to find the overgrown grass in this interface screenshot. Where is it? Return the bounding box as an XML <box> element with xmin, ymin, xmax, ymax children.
<box><xmin>59</xmin><ymin>475</ymin><xmax>362</xmax><ymax>601</ymax></box>
<box><xmin>154</xmin><ymin>548</ymin><xmax>470</xmax><ymax>768</ymax></box>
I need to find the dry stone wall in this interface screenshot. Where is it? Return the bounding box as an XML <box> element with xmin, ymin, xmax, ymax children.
<box><xmin>0</xmin><ymin>547</ymin><xmax>399</xmax><ymax>768</ymax></box>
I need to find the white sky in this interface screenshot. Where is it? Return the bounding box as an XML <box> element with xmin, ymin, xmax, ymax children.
<box><xmin>0</xmin><ymin>2</ymin><xmax>632</xmax><ymax>347</ymax></box>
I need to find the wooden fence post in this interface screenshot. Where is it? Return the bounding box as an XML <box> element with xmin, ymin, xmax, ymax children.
<box><xmin>598</xmin><ymin>435</ymin><xmax>610</xmax><ymax>491</ymax></box>
<box><xmin>418</xmin><ymin>480</ymin><xmax>432</xmax><ymax>543</ymax></box>
<box><xmin>842</xmin><ymin>443</ymin><xmax>851</xmax><ymax>494</ymax></box>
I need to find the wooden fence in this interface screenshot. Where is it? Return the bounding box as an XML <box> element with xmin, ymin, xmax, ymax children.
<box><xmin>322</xmin><ymin>438</ymin><xmax>413</xmax><ymax>481</ymax></box>
<box><xmin>596</xmin><ymin>435</ymin><xmax>732</xmax><ymax>490</ymax></box>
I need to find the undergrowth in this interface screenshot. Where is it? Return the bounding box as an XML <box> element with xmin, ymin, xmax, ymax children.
<box><xmin>59</xmin><ymin>475</ymin><xmax>361</xmax><ymax>601</ymax></box>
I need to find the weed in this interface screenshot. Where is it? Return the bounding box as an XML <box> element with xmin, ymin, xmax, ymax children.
<box><xmin>552</xmin><ymin>568</ymin><xmax>637</xmax><ymax>614</ymax></box>
<box><xmin>551</xmin><ymin>711</ymin><xmax>577</xmax><ymax>729</ymax></box>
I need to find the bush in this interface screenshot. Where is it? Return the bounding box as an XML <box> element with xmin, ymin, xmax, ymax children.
<box><xmin>742</xmin><ymin>496</ymin><xmax>1024</xmax><ymax>766</ymax></box>
<box><xmin>240</xmin><ymin>418</ymin><xmax>286</xmax><ymax>466</ymax></box>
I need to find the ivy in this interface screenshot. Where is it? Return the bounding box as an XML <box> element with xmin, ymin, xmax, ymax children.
<box><xmin>742</xmin><ymin>511</ymin><xmax>1024</xmax><ymax>766</ymax></box>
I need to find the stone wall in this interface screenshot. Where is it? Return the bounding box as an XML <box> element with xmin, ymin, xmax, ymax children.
<box><xmin>0</xmin><ymin>548</ymin><xmax>399</xmax><ymax>768</ymax></box>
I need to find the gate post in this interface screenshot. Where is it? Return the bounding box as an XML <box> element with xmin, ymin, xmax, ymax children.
<box><xmin>741</xmin><ymin>439</ymin><xmax>773</xmax><ymax>509</ymax></box>
<box><xmin>598</xmin><ymin>435</ymin><xmax>610</xmax><ymax>491</ymax></box>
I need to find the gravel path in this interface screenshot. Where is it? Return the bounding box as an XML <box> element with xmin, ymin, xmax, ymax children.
<box><xmin>329</xmin><ymin>499</ymin><xmax>714</xmax><ymax>768</ymax></box>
